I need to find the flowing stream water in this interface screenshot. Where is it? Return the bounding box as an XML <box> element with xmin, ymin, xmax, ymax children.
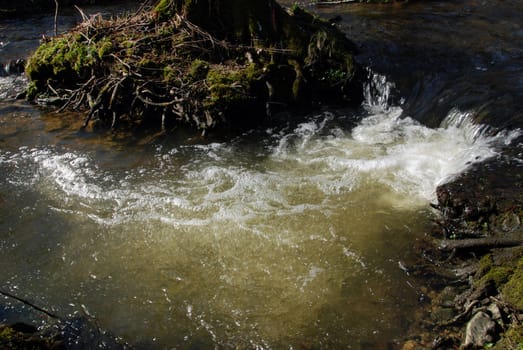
<box><xmin>1</xmin><ymin>1</ymin><xmax>522</xmax><ymax>348</ymax></box>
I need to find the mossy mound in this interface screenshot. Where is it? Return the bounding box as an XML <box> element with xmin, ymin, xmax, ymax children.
<box><xmin>25</xmin><ymin>0</ymin><xmax>362</xmax><ymax>131</ymax></box>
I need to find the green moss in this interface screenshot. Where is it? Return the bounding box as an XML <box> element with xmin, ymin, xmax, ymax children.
<box><xmin>204</xmin><ymin>64</ymin><xmax>263</xmax><ymax>116</ymax></box>
<box><xmin>137</xmin><ymin>58</ymin><xmax>160</xmax><ymax>70</ymax></box>
<box><xmin>478</xmin><ymin>254</ymin><xmax>495</xmax><ymax>275</ymax></box>
<box><xmin>502</xmin><ymin>257</ymin><xmax>523</xmax><ymax>310</ymax></box>
<box><xmin>26</xmin><ymin>80</ymin><xmax>39</xmax><ymax>101</ymax></box>
<box><xmin>154</xmin><ymin>0</ymin><xmax>176</xmax><ymax>21</ymax></box>
<box><xmin>289</xmin><ymin>2</ymin><xmax>301</xmax><ymax>14</ymax></box>
<box><xmin>163</xmin><ymin>65</ymin><xmax>175</xmax><ymax>82</ymax></box>
<box><xmin>97</xmin><ymin>37</ymin><xmax>113</xmax><ymax>59</ymax></box>
<box><xmin>63</xmin><ymin>41</ymin><xmax>97</xmax><ymax>73</ymax></box>
<box><xmin>123</xmin><ymin>41</ymin><xmax>134</xmax><ymax>49</ymax></box>
<box><xmin>493</xmin><ymin>323</ymin><xmax>523</xmax><ymax>349</ymax></box>
<box><xmin>480</xmin><ymin>266</ymin><xmax>514</xmax><ymax>287</ymax></box>
<box><xmin>25</xmin><ymin>35</ymin><xmax>99</xmax><ymax>88</ymax></box>
<box><xmin>0</xmin><ymin>325</ymin><xmax>15</xmax><ymax>340</ymax></box>
<box><xmin>206</xmin><ymin>68</ymin><xmax>244</xmax><ymax>107</ymax></box>
<box><xmin>477</xmin><ymin>254</ymin><xmax>514</xmax><ymax>289</ymax></box>
<box><xmin>189</xmin><ymin>59</ymin><xmax>209</xmax><ymax>80</ymax></box>
<box><xmin>242</xmin><ymin>63</ymin><xmax>263</xmax><ymax>82</ymax></box>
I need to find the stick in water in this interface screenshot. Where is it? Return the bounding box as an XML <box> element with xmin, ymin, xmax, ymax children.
<box><xmin>54</xmin><ymin>0</ymin><xmax>59</xmax><ymax>36</ymax></box>
<box><xmin>0</xmin><ymin>289</ymin><xmax>62</xmax><ymax>320</ymax></box>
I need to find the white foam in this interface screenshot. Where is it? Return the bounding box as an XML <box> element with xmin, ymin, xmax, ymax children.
<box><xmin>1</xmin><ymin>71</ymin><xmax>519</xmax><ymax>224</ymax></box>
<box><xmin>2</xmin><ymin>70</ymin><xmax>521</xmax><ymax>347</ymax></box>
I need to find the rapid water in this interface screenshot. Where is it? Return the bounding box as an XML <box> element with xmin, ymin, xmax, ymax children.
<box><xmin>1</xmin><ymin>66</ymin><xmax>519</xmax><ymax>348</ymax></box>
<box><xmin>1</xmin><ymin>0</ymin><xmax>523</xmax><ymax>348</ymax></box>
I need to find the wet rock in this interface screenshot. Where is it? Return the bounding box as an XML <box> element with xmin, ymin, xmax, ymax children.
<box><xmin>0</xmin><ymin>74</ymin><xmax>28</xmax><ymax>100</ymax></box>
<box><xmin>0</xmin><ymin>59</ymin><xmax>25</xmax><ymax>77</ymax></box>
<box><xmin>437</xmin><ymin>286</ymin><xmax>459</xmax><ymax>308</ymax></box>
<box><xmin>487</xmin><ymin>303</ymin><xmax>502</xmax><ymax>322</ymax></box>
<box><xmin>501</xmin><ymin>213</ymin><xmax>521</xmax><ymax>232</ymax></box>
<box><xmin>431</xmin><ymin>307</ymin><xmax>455</xmax><ymax>323</ymax></box>
<box><xmin>464</xmin><ymin>311</ymin><xmax>497</xmax><ymax>347</ymax></box>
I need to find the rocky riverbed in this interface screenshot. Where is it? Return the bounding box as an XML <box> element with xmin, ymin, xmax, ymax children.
<box><xmin>401</xmin><ymin>159</ymin><xmax>523</xmax><ymax>349</ymax></box>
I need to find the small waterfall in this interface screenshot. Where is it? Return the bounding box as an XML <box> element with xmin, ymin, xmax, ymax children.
<box><xmin>363</xmin><ymin>67</ymin><xmax>398</xmax><ymax>111</ymax></box>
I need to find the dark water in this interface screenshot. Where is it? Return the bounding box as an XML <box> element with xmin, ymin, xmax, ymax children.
<box><xmin>330</xmin><ymin>0</ymin><xmax>523</xmax><ymax>130</ymax></box>
<box><xmin>0</xmin><ymin>1</ymin><xmax>140</xmax><ymax>62</ymax></box>
<box><xmin>0</xmin><ymin>1</ymin><xmax>522</xmax><ymax>348</ymax></box>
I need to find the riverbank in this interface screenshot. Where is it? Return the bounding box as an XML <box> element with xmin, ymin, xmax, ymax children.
<box><xmin>400</xmin><ymin>158</ymin><xmax>523</xmax><ymax>349</ymax></box>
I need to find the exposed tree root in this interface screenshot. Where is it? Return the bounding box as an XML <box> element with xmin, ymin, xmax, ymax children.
<box><xmin>26</xmin><ymin>1</ymin><xmax>362</xmax><ymax>132</ymax></box>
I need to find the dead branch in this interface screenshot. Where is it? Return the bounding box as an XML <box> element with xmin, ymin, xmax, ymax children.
<box><xmin>0</xmin><ymin>289</ymin><xmax>62</xmax><ymax>320</ymax></box>
<box><xmin>438</xmin><ymin>237</ymin><xmax>523</xmax><ymax>252</ymax></box>
<box><xmin>314</xmin><ymin>0</ymin><xmax>358</xmax><ymax>5</ymax></box>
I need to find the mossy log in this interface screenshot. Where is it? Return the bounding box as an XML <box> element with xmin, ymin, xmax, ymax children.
<box><xmin>26</xmin><ymin>0</ymin><xmax>362</xmax><ymax>131</ymax></box>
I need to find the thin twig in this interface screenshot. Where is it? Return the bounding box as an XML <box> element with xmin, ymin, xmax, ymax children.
<box><xmin>314</xmin><ymin>0</ymin><xmax>358</xmax><ymax>5</ymax></box>
<box><xmin>54</xmin><ymin>0</ymin><xmax>59</xmax><ymax>36</ymax></box>
<box><xmin>0</xmin><ymin>289</ymin><xmax>62</xmax><ymax>320</ymax></box>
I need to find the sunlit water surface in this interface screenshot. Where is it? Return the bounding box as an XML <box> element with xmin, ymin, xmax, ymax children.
<box><xmin>0</xmin><ymin>72</ymin><xmax>518</xmax><ymax>348</ymax></box>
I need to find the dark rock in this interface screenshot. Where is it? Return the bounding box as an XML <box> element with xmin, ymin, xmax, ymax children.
<box><xmin>0</xmin><ymin>60</ymin><xmax>25</xmax><ymax>77</ymax></box>
<box><xmin>487</xmin><ymin>303</ymin><xmax>502</xmax><ymax>322</ymax></box>
<box><xmin>501</xmin><ymin>213</ymin><xmax>521</xmax><ymax>232</ymax></box>
<box><xmin>431</xmin><ymin>307</ymin><xmax>455</xmax><ymax>323</ymax></box>
<box><xmin>8</xmin><ymin>322</ymin><xmax>37</xmax><ymax>333</ymax></box>
<box><xmin>464</xmin><ymin>311</ymin><xmax>497</xmax><ymax>347</ymax></box>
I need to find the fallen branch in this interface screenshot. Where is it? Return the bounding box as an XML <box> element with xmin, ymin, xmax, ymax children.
<box><xmin>0</xmin><ymin>289</ymin><xmax>62</xmax><ymax>320</ymax></box>
<box><xmin>314</xmin><ymin>0</ymin><xmax>358</xmax><ymax>5</ymax></box>
<box><xmin>438</xmin><ymin>237</ymin><xmax>523</xmax><ymax>252</ymax></box>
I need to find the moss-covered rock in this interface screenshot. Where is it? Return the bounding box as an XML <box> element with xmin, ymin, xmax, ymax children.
<box><xmin>501</xmin><ymin>257</ymin><xmax>523</xmax><ymax>310</ymax></box>
<box><xmin>476</xmin><ymin>254</ymin><xmax>515</xmax><ymax>291</ymax></box>
<box><xmin>25</xmin><ymin>0</ymin><xmax>362</xmax><ymax>131</ymax></box>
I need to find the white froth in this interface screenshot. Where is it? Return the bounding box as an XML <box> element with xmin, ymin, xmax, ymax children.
<box><xmin>1</xmin><ymin>72</ymin><xmax>519</xmax><ymax>222</ymax></box>
<box><xmin>1</xmin><ymin>71</ymin><xmax>521</xmax><ymax>347</ymax></box>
